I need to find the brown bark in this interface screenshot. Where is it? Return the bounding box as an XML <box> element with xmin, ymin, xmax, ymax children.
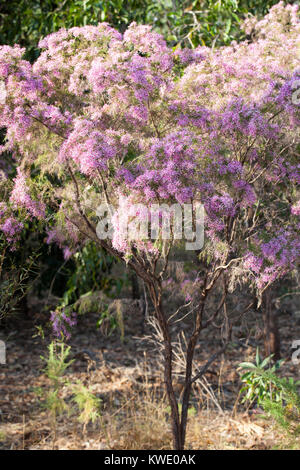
<box><xmin>130</xmin><ymin>271</ymin><xmax>140</xmax><ymax>300</ymax></box>
<box><xmin>262</xmin><ymin>289</ymin><xmax>281</xmax><ymax>361</ymax></box>
<box><xmin>180</xmin><ymin>298</ymin><xmax>205</xmax><ymax>447</ymax></box>
<box><xmin>148</xmin><ymin>281</ymin><xmax>182</xmax><ymax>449</ymax></box>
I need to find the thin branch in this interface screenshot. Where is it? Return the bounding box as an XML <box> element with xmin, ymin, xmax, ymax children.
<box><xmin>190</xmin><ymin>342</ymin><xmax>229</xmax><ymax>385</ymax></box>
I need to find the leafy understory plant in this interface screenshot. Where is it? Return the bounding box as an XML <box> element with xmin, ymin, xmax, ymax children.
<box><xmin>39</xmin><ymin>341</ymin><xmax>102</xmax><ymax>446</ymax></box>
<box><xmin>59</xmin><ymin>242</ymin><xmax>118</xmax><ymax>310</ymax></box>
<box><xmin>96</xmin><ymin>300</ymin><xmax>125</xmax><ymax>341</ymax></box>
<box><xmin>71</xmin><ymin>381</ymin><xmax>102</xmax><ymax>436</ymax></box>
<box><xmin>238</xmin><ymin>350</ymin><xmax>300</xmax><ymax>448</ymax></box>
<box><xmin>40</xmin><ymin>341</ymin><xmax>73</xmax><ymax>448</ymax></box>
<box><xmin>238</xmin><ymin>348</ymin><xmax>284</xmax><ymax>406</ymax></box>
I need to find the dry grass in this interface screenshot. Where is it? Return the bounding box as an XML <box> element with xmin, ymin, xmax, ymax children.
<box><xmin>1</xmin><ymin>370</ymin><xmax>298</xmax><ymax>450</ymax></box>
<box><xmin>97</xmin><ymin>386</ymin><xmax>294</xmax><ymax>450</ymax></box>
<box><xmin>104</xmin><ymin>388</ymin><xmax>173</xmax><ymax>450</ymax></box>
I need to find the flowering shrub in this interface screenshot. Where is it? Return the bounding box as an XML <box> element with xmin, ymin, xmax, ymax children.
<box><xmin>0</xmin><ymin>2</ymin><xmax>299</xmax><ymax>449</ymax></box>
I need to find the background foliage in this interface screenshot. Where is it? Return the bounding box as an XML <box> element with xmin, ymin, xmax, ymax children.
<box><xmin>1</xmin><ymin>0</ymin><xmax>298</xmax><ymax>62</ymax></box>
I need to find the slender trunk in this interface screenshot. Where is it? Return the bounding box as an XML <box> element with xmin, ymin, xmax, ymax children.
<box><xmin>180</xmin><ymin>340</ymin><xmax>196</xmax><ymax>446</ymax></box>
<box><xmin>180</xmin><ymin>298</ymin><xmax>205</xmax><ymax>446</ymax></box>
<box><xmin>149</xmin><ymin>281</ymin><xmax>183</xmax><ymax>449</ymax></box>
<box><xmin>130</xmin><ymin>271</ymin><xmax>140</xmax><ymax>300</ymax></box>
<box><xmin>262</xmin><ymin>289</ymin><xmax>281</xmax><ymax>361</ymax></box>
<box><xmin>162</xmin><ymin>330</ymin><xmax>182</xmax><ymax>450</ymax></box>
<box><xmin>149</xmin><ymin>281</ymin><xmax>207</xmax><ymax>449</ymax></box>
<box><xmin>140</xmin><ymin>281</ymin><xmax>148</xmax><ymax>334</ymax></box>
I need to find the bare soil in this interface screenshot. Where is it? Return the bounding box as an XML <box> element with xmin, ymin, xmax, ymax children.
<box><xmin>0</xmin><ymin>286</ymin><xmax>299</xmax><ymax>450</ymax></box>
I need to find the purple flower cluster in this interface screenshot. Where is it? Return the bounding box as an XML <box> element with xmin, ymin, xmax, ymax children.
<box><xmin>244</xmin><ymin>229</ymin><xmax>300</xmax><ymax>289</ymax></box>
<box><xmin>50</xmin><ymin>310</ymin><xmax>77</xmax><ymax>340</ymax></box>
<box><xmin>10</xmin><ymin>168</ymin><xmax>45</xmax><ymax>219</ymax></box>
<box><xmin>0</xmin><ymin>216</ymin><xmax>23</xmax><ymax>247</ymax></box>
